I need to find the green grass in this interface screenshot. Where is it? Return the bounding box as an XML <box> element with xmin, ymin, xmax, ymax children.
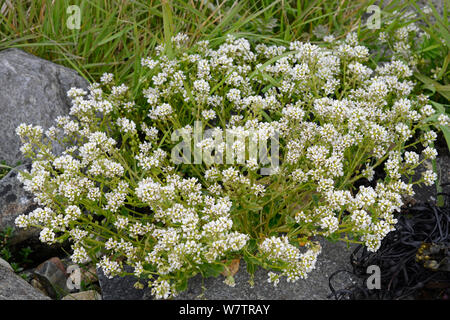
<box><xmin>0</xmin><ymin>0</ymin><xmax>383</xmax><ymax>86</ymax></box>
<box><xmin>0</xmin><ymin>1</ymin><xmax>446</xmax><ymax>85</ymax></box>
<box><xmin>0</xmin><ymin>0</ymin><xmax>448</xmax><ymax>142</ymax></box>
<box><xmin>0</xmin><ymin>161</ymin><xmax>12</xmax><ymax>179</ymax></box>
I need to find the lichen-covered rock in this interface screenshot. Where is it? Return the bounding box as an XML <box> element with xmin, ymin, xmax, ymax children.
<box><xmin>0</xmin><ymin>263</ymin><xmax>50</xmax><ymax>300</ymax></box>
<box><xmin>0</xmin><ymin>48</ymin><xmax>88</xmax><ymax>165</ymax></box>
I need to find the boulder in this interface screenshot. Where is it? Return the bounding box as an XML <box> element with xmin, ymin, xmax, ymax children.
<box><xmin>0</xmin><ymin>48</ymin><xmax>88</xmax><ymax>243</ymax></box>
<box><xmin>0</xmin><ymin>262</ymin><xmax>50</xmax><ymax>300</ymax></box>
<box><xmin>0</xmin><ymin>48</ymin><xmax>88</xmax><ymax>165</ymax></box>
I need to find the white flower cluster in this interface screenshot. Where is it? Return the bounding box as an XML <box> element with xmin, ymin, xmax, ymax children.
<box><xmin>14</xmin><ymin>32</ymin><xmax>445</xmax><ymax>297</ymax></box>
<box><xmin>260</xmin><ymin>236</ymin><xmax>322</xmax><ymax>283</ymax></box>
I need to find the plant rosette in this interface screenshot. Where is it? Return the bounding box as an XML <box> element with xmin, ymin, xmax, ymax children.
<box><xmin>14</xmin><ymin>33</ymin><xmax>449</xmax><ymax>299</ymax></box>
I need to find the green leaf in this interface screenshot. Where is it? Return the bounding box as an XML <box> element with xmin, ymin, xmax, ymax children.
<box><xmin>430</xmin><ymin>101</ymin><xmax>446</xmax><ymax>114</ymax></box>
<box><xmin>268</xmin><ymin>213</ymin><xmax>282</xmax><ymax>228</ymax></box>
<box><xmin>326</xmin><ymin>232</ymin><xmax>340</xmax><ymax>243</ymax></box>
<box><xmin>261</xmin><ymin>110</ymin><xmax>273</xmax><ymax>122</ymax></box>
<box><xmin>246</xmin><ymin>239</ymin><xmax>257</xmax><ymax>252</ymax></box>
<box><xmin>414</xmin><ymin>72</ymin><xmax>450</xmax><ymax>101</ymax></box>
<box><xmin>312</xmin><ymin>194</ymin><xmax>320</xmax><ymax>205</ymax></box>
<box><xmin>199</xmin><ymin>263</ymin><xmax>224</xmax><ymax>278</ymax></box>
<box><xmin>244</xmin><ymin>255</ymin><xmax>258</xmax><ymax>275</ymax></box>
<box><xmin>285</xmin><ymin>215</ymin><xmax>296</xmax><ymax>226</ymax></box>
<box><xmin>440</xmin><ymin>125</ymin><xmax>450</xmax><ymax>151</ymax></box>
<box><xmin>162</xmin><ymin>0</ymin><xmax>174</xmax><ymax>59</ymax></box>
<box><xmin>176</xmin><ymin>277</ymin><xmax>188</xmax><ymax>292</ymax></box>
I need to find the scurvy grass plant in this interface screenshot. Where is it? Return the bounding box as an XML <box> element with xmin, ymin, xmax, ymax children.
<box><xmin>14</xmin><ymin>33</ymin><xmax>449</xmax><ymax>299</ymax></box>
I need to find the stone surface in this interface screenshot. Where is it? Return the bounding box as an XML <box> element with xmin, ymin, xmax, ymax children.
<box><xmin>46</xmin><ymin>257</ymin><xmax>66</xmax><ymax>274</ymax></box>
<box><xmin>34</xmin><ymin>257</ymin><xmax>70</xmax><ymax>299</ymax></box>
<box><xmin>98</xmin><ymin>238</ymin><xmax>357</xmax><ymax>300</ymax></box>
<box><xmin>62</xmin><ymin>290</ymin><xmax>102</xmax><ymax>300</ymax></box>
<box><xmin>0</xmin><ymin>48</ymin><xmax>88</xmax><ymax>165</ymax></box>
<box><xmin>31</xmin><ymin>278</ymin><xmax>48</xmax><ymax>296</ymax></box>
<box><xmin>0</xmin><ymin>164</ymin><xmax>39</xmax><ymax>244</ymax></box>
<box><xmin>0</xmin><ymin>48</ymin><xmax>88</xmax><ymax>243</ymax></box>
<box><xmin>0</xmin><ymin>263</ymin><xmax>50</xmax><ymax>300</ymax></box>
<box><xmin>97</xmin><ymin>264</ymin><xmax>151</xmax><ymax>300</ymax></box>
<box><xmin>175</xmin><ymin>239</ymin><xmax>357</xmax><ymax>300</ymax></box>
<box><xmin>0</xmin><ymin>257</ymin><xmax>13</xmax><ymax>272</ymax></box>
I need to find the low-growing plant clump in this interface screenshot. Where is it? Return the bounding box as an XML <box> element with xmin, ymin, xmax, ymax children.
<box><xmin>14</xmin><ymin>33</ymin><xmax>449</xmax><ymax>299</ymax></box>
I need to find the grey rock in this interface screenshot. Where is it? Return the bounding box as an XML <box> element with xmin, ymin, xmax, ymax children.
<box><xmin>0</xmin><ymin>48</ymin><xmax>88</xmax><ymax>243</ymax></box>
<box><xmin>0</xmin><ymin>262</ymin><xmax>51</xmax><ymax>300</ymax></box>
<box><xmin>0</xmin><ymin>48</ymin><xmax>88</xmax><ymax>165</ymax></box>
<box><xmin>0</xmin><ymin>257</ymin><xmax>13</xmax><ymax>272</ymax></box>
<box><xmin>33</xmin><ymin>257</ymin><xmax>70</xmax><ymax>299</ymax></box>
<box><xmin>98</xmin><ymin>238</ymin><xmax>357</xmax><ymax>300</ymax></box>
<box><xmin>0</xmin><ymin>164</ymin><xmax>39</xmax><ymax>244</ymax></box>
<box><xmin>30</xmin><ymin>278</ymin><xmax>49</xmax><ymax>296</ymax></box>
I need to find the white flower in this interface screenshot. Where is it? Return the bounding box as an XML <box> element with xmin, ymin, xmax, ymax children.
<box><xmin>111</xmin><ymin>84</ymin><xmax>128</xmax><ymax>96</ymax></box>
<box><xmin>71</xmin><ymin>245</ymin><xmax>91</xmax><ymax>264</ymax></box>
<box><xmin>39</xmin><ymin>228</ymin><xmax>55</xmax><ymax>244</ymax></box>
<box><xmin>151</xmin><ymin>279</ymin><xmax>172</xmax><ymax>299</ymax></box>
<box><xmin>423</xmin><ymin>147</ymin><xmax>437</xmax><ymax>160</ymax></box>
<box><xmin>15</xmin><ymin>215</ymin><xmax>30</xmax><ymax>229</ymax></box>
<box><xmin>438</xmin><ymin>114</ymin><xmax>449</xmax><ymax>126</ymax></box>
<box><xmin>97</xmin><ymin>256</ymin><xmax>122</xmax><ymax>279</ymax></box>
<box><xmin>114</xmin><ymin>216</ymin><xmax>129</xmax><ymax>231</ymax></box>
<box><xmin>149</xmin><ymin>103</ymin><xmax>173</xmax><ymax>120</ymax></box>
<box><xmin>193</xmin><ymin>79</ymin><xmax>210</xmax><ymax>94</ymax></box>
<box><xmin>70</xmin><ymin>228</ymin><xmax>88</xmax><ymax>242</ymax></box>
<box><xmin>141</xmin><ymin>57</ymin><xmax>158</xmax><ymax>69</ymax></box>
<box><xmin>100</xmin><ymin>73</ymin><xmax>114</xmax><ymax>84</ymax></box>
<box><xmin>423</xmin><ymin>169</ymin><xmax>437</xmax><ymax>186</ymax></box>
<box><xmin>323</xmin><ymin>35</ymin><xmax>335</xmax><ymax>43</ymax></box>
<box><xmin>201</xmin><ymin>109</ymin><xmax>216</xmax><ymax>120</ymax></box>
<box><xmin>404</xmin><ymin>151</ymin><xmax>419</xmax><ymax>165</ymax></box>
<box><xmin>420</xmin><ymin>104</ymin><xmax>434</xmax><ymax>117</ymax></box>
<box><xmin>117</xmin><ymin>117</ymin><xmax>137</xmax><ymax>135</ymax></box>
